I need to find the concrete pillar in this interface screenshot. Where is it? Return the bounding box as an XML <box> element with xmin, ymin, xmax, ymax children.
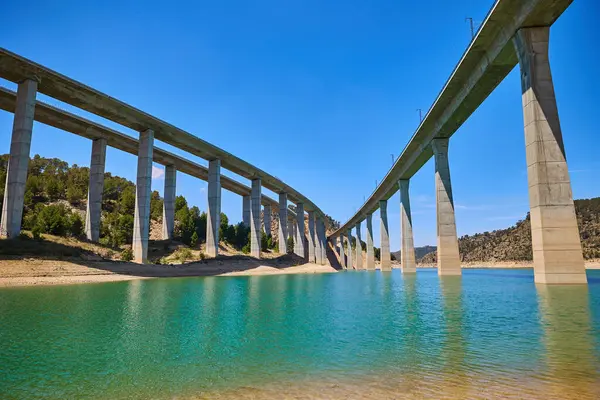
<box><xmin>278</xmin><ymin>193</ymin><xmax>288</xmax><ymax>254</ymax></box>
<box><xmin>379</xmin><ymin>200</ymin><xmax>391</xmax><ymax>271</ymax></box>
<box><xmin>294</xmin><ymin>203</ymin><xmax>306</xmax><ymax>259</ymax></box>
<box><xmin>431</xmin><ymin>138</ymin><xmax>461</xmax><ymax>276</ymax></box>
<box><xmin>132</xmin><ymin>129</ymin><xmax>154</xmax><ymax>264</ymax></box>
<box><xmin>263</xmin><ymin>204</ymin><xmax>272</xmax><ymax>237</ymax></box>
<box><xmin>308</xmin><ymin>211</ymin><xmax>316</xmax><ymax>263</ymax></box>
<box><xmin>85</xmin><ymin>138</ymin><xmax>107</xmax><ymax>242</ymax></box>
<box><xmin>355</xmin><ymin>223</ymin><xmax>363</xmax><ymax>270</ymax></box>
<box><xmin>339</xmin><ymin>234</ymin><xmax>346</xmax><ymax>269</ymax></box>
<box><xmin>399</xmin><ymin>179</ymin><xmax>416</xmax><ymax>273</ymax></box>
<box><xmin>242</xmin><ymin>195</ymin><xmax>251</xmax><ymax>227</ymax></box>
<box><xmin>315</xmin><ymin>216</ymin><xmax>323</xmax><ymax>265</ymax></box>
<box><xmin>366</xmin><ymin>213</ymin><xmax>375</xmax><ymax>270</ymax></box>
<box><xmin>206</xmin><ymin>159</ymin><xmax>221</xmax><ymax>257</ymax></box>
<box><xmin>1</xmin><ymin>79</ymin><xmax>37</xmax><ymax>239</ymax></box>
<box><xmin>346</xmin><ymin>229</ymin><xmax>354</xmax><ymax>269</ymax></box>
<box><xmin>320</xmin><ymin>220</ymin><xmax>327</xmax><ymax>265</ymax></box>
<box><xmin>250</xmin><ymin>178</ymin><xmax>261</xmax><ymax>258</ymax></box>
<box><xmin>161</xmin><ymin>164</ymin><xmax>176</xmax><ymax>240</ymax></box>
<box><xmin>513</xmin><ymin>27</ymin><xmax>586</xmax><ymax>284</ymax></box>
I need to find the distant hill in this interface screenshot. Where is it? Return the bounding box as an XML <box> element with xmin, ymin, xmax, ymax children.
<box><xmin>391</xmin><ymin>245</ymin><xmax>436</xmax><ymax>261</ymax></box>
<box><xmin>419</xmin><ymin>197</ymin><xmax>600</xmax><ymax>263</ymax></box>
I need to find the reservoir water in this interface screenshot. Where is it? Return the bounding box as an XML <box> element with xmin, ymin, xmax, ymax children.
<box><xmin>1</xmin><ymin>268</ymin><xmax>599</xmax><ymax>399</ymax></box>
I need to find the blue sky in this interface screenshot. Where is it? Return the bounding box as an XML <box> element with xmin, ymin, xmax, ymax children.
<box><xmin>1</xmin><ymin>0</ymin><xmax>598</xmax><ymax>250</ymax></box>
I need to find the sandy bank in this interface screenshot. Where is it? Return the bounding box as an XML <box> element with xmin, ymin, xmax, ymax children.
<box><xmin>0</xmin><ymin>257</ymin><xmax>337</xmax><ymax>288</ymax></box>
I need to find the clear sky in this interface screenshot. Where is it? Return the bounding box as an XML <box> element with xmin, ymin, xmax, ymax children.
<box><xmin>1</xmin><ymin>0</ymin><xmax>598</xmax><ymax>251</ymax></box>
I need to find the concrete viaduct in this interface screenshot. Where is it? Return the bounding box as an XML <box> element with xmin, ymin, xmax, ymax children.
<box><xmin>0</xmin><ymin>0</ymin><xmax>588</xmax><ymax>285</ymax></box>
<box><xmin>0</xmin><ymin>55</ymin><xmax>327</xmax><ymax>265</ymax></box>
<box><xmin>329</xmin><ymin>0</ymin><xmax>587</xmax><ymax>284</ymax></box>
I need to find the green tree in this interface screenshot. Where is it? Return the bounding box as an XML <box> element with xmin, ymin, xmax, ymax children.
<box><xmin>68</xmin><ymin>213</ymin><xmax>84</xmax><ymax>237</ymax></box>
<box><xmin>34</xmin><ymin>204</ymin><xmax>69</xmax><ymax>236</ymax></box>
<box><xmin>150</xmin><ymin>190</ymin><xmax>163</xmax><ymax>221</ymax></box>
<box><xmin>119</xmin><ymin>186</ymin><xmax>136</xmax><ymax>215</ymax></box>
<box><xmin>190</xmin><ymin>231</ymin><xmax>199</xmax><ymax>247</ymax></box>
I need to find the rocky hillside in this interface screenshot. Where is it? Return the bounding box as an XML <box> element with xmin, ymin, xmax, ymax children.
<box><xmin>419</xmin><ymin>197</ymin><xmax>600</xmax><ymax>263</ymax></box>
<box><xmin>391</xmin><ymin>245</ymin><xmax>436</xmax><ymax>261</ymax></box>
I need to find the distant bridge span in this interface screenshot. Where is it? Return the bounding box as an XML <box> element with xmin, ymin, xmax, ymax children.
<box><xmin>329</xmin><ymin>0</ymin><xmax>587</xmax><ymax>284</ymax></box>
<box><xmin>0</xmin><ymin>52</ymin><xmax>324</xmax><ymax>264</ymax></box>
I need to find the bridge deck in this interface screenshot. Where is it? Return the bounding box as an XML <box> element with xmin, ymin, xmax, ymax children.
<box><xmin>0</xmin><ymin>87</ymin><xmax>294</xmax><ymax>214</ymax></box>
<box><xmin>329</xmin><ymin>0</ymin><xmax>572</xmax><ymax>238</ymax></box>
<box><xmin>0</xmin><ymin>49</ymin><xmax>323</xmax><ymax>218</ymax></box>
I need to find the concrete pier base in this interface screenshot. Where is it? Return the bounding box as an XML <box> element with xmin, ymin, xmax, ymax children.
<box><xmin>250</xmin><ymin>179</ymin><xmax>261</xmax><ymax>258</ymax></box>
<box><xmin>206</xmin><ymin>159</ymin><xmax>221</xmax><ymax>257</ymax></box>
<box><xmin>432</xmin><ymin>138</ymin><xmax>461</xmax><ymax>276</ymax></box>
<box><xmin>308</xmin><ymin>211</ymin><xmax>316</xmax><ymax>263</ymax></box>
<box><xmin>162</xmin><ymin>165</ymin><xmax>176</xmax><ymax>240</ymax></box>
<box><xmin>278</xmin><ymin>193</ymin><xmax>288</xmax><ymax>254</ymax></box>
<box><xmin>346</xmin><ymin>229</ymin><xmax>354</xmax><ymax>269</ymax></box>
<box><xmin>294</xmin><ymin>203</ymin><xmax>306</xmax><ymax>259</ymax></box>
<box><xmin>132</xmin><ymin>129</ymin><xmax>154</xmax><ymax>264</ymax></box>
<box><xmin>513</xmin><ymin>27</ymin><xmax>586</xmax><ymax>284</ymax></box>
<box><xmin>243</xmin><ymin>195</ymin><xmax>250</xmax><ymax>227</ymax></box>
<box><xmin>85</xmin><ymin>138</ymin><xmax>107</xmax><ymax>242</ymax></box>
<box><xmin>399</xmin><ymin>179</ymin><xmax>416</xmax><ymax>273</ymax></box>
<box><xmin>263</xmin><ymin>204</ymin><xmax>272</xmax><ymax>237</ymax></box>
<box><xmin>379</xmin><ymin>200</ymin><xmax>391</xmax><ymax>271</ymax></box>
<box><xmin>366</xmin><ymin>213</ymin><xmax>375</xmax><ymax>270</ymax></box>
<box><xmin>1</xmin><ymin>79</ymin><xmax>37</xmax><ymax>239</ymax></box>
<box><xmin>355</xmin><ymin>223</ymin><xmax>363</xmax><ymax>270</ymax></box>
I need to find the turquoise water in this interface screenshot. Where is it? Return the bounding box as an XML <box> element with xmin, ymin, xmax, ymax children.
<box><xmin>1</xmin><ymin>269</ymin><xmax>600</xmax><ymax>399</ymax></box>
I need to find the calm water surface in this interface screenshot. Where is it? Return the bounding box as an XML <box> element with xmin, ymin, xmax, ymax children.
<box><xmin>1</xmin><ymin>269</ymin><xmax>600</xmax><ymax>399</ymax></box>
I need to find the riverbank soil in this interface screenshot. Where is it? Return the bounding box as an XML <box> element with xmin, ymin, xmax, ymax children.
<box><xmin>0</xmin><ymin>233</ymin><xmax>336</xmax><ymax>287</ymax></box>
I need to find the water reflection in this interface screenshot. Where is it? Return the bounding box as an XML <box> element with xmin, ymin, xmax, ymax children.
<box><xmin>439</xmin><ymin>276</ymin><xmax>467</xmax><ymax>396</ymax></box>
<box><xmin>536</xmin><ymin>285</ymin><xmax>599</xmax><ymax>398</ymax></box>
<box><xmin>2</xmin><ymin>271</ymin><xmax>600</xmax><ymax>399</ymax></box>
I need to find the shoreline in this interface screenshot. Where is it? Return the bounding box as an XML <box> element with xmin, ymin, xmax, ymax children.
<box><xmin>0</xmin><ymin>257</ymin><xmax>337</xmax><ymax>288</ymax></box>
<box><xmin>416</xmin><ymin>260</ymin><xmax>600</xmax><ymax>269</ymax></box>
<box><xmin>1</xmin><ymin>258</ymin><xmax>598</xmax><ymax>288</ymax></box>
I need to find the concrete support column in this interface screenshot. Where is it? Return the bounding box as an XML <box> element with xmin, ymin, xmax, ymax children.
<box><xmin>431</xmin><ymin>138</ymin><xmax>461</xmax><ymax>276</ymax></box>
<box><xmin>315</xmin><ymin>217</ymin><xmax>323</xmax><ymax>265</ymax></box>
<box><xmin>513</xmin><ymin>27</ymin><xmax>586</xmax><ymax>284</ymax></box>
<box><xmin>379</xmin><ymin>200</ymin><xmax>391</xmax><ymax>271</ymax></box>
<box><xmin>132</xmin><ymin>129</ymin><xmax>154</xmax><ymax>264</ymax></box>
<box><xmin>355</xmin><ymin>223</ymin><xmax>363</xmax><ymax>270</ymax></box>
<box><xmin>321</xmin><ymin>220</ymin><xmax>328</xmax><ymax>265</ymax></box>
<box><xmin>346</xmin><ymin>229</ymin><xmax>353</xmax><ymax>269</ymax></box>
<box><xmin>1</xmin><ymin>79</ymin><xmax>37</xmax><ymax>239</ymax></box>
<box><xmin>85</xmin><ymin>138</ymin><xmax>107</xmax><ymax>242</ymax></box>
<box><xmin>242</xmin><ymin>195</ymin><xmax>251</xmax><ymax>227</ymax></box>
<box><xmin>161</xmin><ymin>164</ymin><xmax>176</xmax><ymax>240</ymax></box>
<box><xmin>308</xmin><ymin>211</ymin><xmax>316</xmax><ymax>263</ymax></box>
<box><xmin>399</xmin><ymin>179</ymin><xmax>416</xmax><ymax>273</ymax></box>
<box><xmin>278</xmin><ymin>193</ymin><xmax>288</xmax><ymax>254</ymax></box>
<box><xmin>206</xmin><ymin>159</ymin><xmax>221</xmax><ymax>257</ymax></box>
<box><xmin>263</xmin><ymin>204</ymin><xmax>272</xmax><ymax>237</ymax></box>
<box><xmin>250</xmin><ymin>179</ymin><xmax>262</xmax><ymax>258</ymax></box>
<box><xmin>314</xmin><ymin>216</ymin><xmax>322</xmax><ymax>265</ymax></box>
<box><xmin>339</xmin><ymin>234</ymin><xmax>346</xmax><ymax>269</ymax></box>
<box><xmin>366</xmin><ymin>213</ymin><xmax>375</xmax><ymax>270</ymax></box>
<box><xmin>294</xmin><ymin>203</ymin><xmax>306</xmax><ymax>259</ymax></box>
